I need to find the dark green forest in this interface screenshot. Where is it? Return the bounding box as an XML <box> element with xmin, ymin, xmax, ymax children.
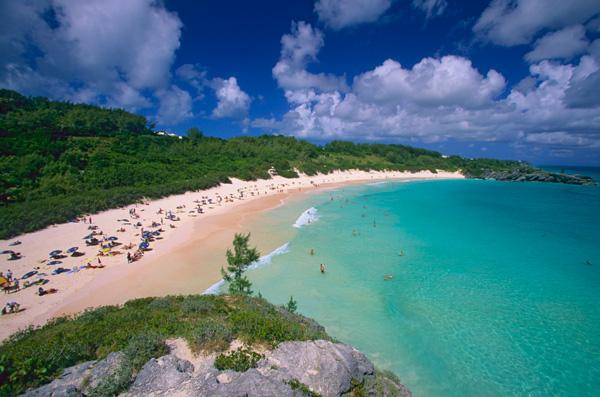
<box><xmin>0</xmin><ymin>89</ymin><xmax>527</xmax><ymax>238</ymax></box>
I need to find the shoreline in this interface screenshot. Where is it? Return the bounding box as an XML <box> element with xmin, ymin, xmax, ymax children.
<box><xmin>0</xmin><ymin>169</ymin><xmax>463</xmax><ymax>341</ymax></box>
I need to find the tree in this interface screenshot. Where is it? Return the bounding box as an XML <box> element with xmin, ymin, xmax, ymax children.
<box><xmin>221</xmin><ymin>233</ymin><xmax>260</xmax><ymax>295</ymax></box>
<box><xmin>286</xmin><ymin>296</ymin><xmax>298</xmax><ymax>313</ymax></box>
<box><xmin>186</xmin><ymin>127</ymin><xmax>204</xmax><ymax>140</ymax></box>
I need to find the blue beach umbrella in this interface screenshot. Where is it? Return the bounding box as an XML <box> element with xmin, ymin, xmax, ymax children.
<box><xmin>107</xmin><ymin>236</ymin><xmax>118</xmax><ymax>241</ymax></box>
<box><xmin>48</xmin><ymin>260</ymin><xmax>62</xmax><ymax>266</ymax></box>
<box><xmin>67</xmin><ymin>247</ymin><xmax>79</xmax><ymax>254</ymax></box>
<box><xmin>139</xmin><ymin>242</ymin><xmax>149</xmax><ymax>250</ymax></box>
<box><xmin>49</xmin><ymin>250</ymin><xmax>62</xmax><ymax>257</ymax></box>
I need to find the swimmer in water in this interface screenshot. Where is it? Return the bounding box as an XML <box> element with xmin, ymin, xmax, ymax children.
<box><xmin>310</xmin><ymin>248</ymin><xmax>315</xmax><ymax>256</ymax></box>
<box><xmin>399</xmin><ymin>250</ymin><xmax>404</xmax><ymax>256</ymax></box>
<box><xmin>320</xmin><ymin>263</ymin><xmax>325</xmax><ymax>273</ymax></box>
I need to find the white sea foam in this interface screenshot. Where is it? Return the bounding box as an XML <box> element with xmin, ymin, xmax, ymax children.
<box><xmin>248</xmin><ymin>242</ymin><xmax>290</xmax><ymax>270</ymax></box>
<box><xmin>367</xmin><ymin>181</ymin><xmax>388</xmax><ymax>186</ymax></box>
<box><xmin>203</xmin><ymin>279</ymin><xmax>225</xmax><ymax>295</ymax></box>
<box><xmin>202</xmin><ymin>242</ymin><xmax>291</xmax><ymax>295</ymax></box>
<box><xmin>293</xmin><ymin>207</ymin><xmax>319</xmax><ymax>228</ymax></box>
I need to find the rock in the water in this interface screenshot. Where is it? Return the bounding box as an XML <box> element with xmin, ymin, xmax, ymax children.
<box><xmin>469</xmin><ymin>169</ymin><xmax>597</xmax><ymax>185</ymax></box>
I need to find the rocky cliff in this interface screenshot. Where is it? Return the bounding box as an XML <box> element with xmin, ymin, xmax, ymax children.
<box><xmin>21</xmin><ymin>339</ymin><xmax>411</xmax><ymax>397</ymax></box>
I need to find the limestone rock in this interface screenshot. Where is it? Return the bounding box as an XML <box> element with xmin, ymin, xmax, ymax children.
<box><xmin>262</xmin><ymin>340</ymin><xmax>374</xmax><ymax>397</ymax></box>
<box><xmin>126</xmin><ymin>354</ymin><xmax>194</xmax><ymax>396</ymax></box>
<box><xmin>83</xmin><ymin>351</ymin><xmax>126</xmax><ymax>393</ymax></box>
<box><xmin>22</xmin><ymin>340</ymin><xmax>411</xmax><ymax>397</ymax></box>
<box><xmin>20</xmin><ymin>361</ymin><xmax>95</xmax><ymax>397</ymax></box>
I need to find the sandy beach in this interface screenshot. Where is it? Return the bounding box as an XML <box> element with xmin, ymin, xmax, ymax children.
<box><xmin>0</xmin><ymin>169</ymin><xmax>463</xmax><ymax>340</ymax></box>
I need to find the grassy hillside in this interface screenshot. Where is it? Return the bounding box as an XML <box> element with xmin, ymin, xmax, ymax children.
<box><xmin>0</xmin><ymin>294</ymin><xmax>329</xmax><ymax>396</ymax></box>
<box><xmin>0</xmin><ymin>89</ymin><xmax>527</xmax><ymax>238</ymax></box>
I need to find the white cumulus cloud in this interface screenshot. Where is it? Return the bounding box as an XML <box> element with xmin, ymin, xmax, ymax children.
<box><xmin>353</xmin><ymin>56</ymin><xmax>505</xmax><ymax>108</ymax></box>
<box><xmin>273</xmin><ymin>21</ymin><xmax>347</xmax><ymax>93</ymax></box>
<box><xmin>525</xmin><ymin>25</ymin><xmax>589</xmax><ymax>62</ymax></box>
<box><xmin>1</xmin><ymin>0</ymin><xmax>183</xmax><ymax>110</ymax></box>
<box><xmin>211</xmin><ymin>77</ymin><xmax>251</xmax><ymax>119</ymax></box>
<box><xmin>254</xmin><ymin>21</ymin><xmax>600</xmax><ymax>160</ymax></box>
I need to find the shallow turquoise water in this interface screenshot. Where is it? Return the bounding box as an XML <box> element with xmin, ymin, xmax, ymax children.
<box><xmin>224</xmin><ymin>175</ymin><xmax>600</xmax><ymax>396</ymax></box>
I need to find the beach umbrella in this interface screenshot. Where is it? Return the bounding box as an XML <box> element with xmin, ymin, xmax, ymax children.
<box><xmin>152</xmin><ymin>230</ymin><xmax>160</xmax><ymax>236</ymax></box>
<box><xmin>139</xmin><ymin>242</ymin><xmax>149</xmax><ymax>250</ymax></box>
<box><xmin>67</xmin><ymin>247</ymin><xmax>79</xmax><ymax>254</ymax></box>
<box><xmin>106</xmin><ymin>236</ymin><xmax>118</xmax><ymax>241</ymax></box>
<box><xmin>49</xmin><ymin>250</ymin><xmax>62</xmax><ymax>257</ymax></box>
<box><xmin>48</xmin><ymin>260</ymin><xmax>62</xmax><ymax>266</ymax></box>
<box><xmin>83</xmin><ymin>233</ymin><xmax>94</xmax><ymax>239</ymax></box>
<box><xmin>1</xmin><ymin>250</ymin><xmax>14</xmax><ymax>255</ymax></box>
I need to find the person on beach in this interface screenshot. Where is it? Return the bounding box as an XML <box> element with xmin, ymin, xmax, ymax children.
<box><xmin>6</xmin><ymin>269</ymin><xmax>12</xmax><ymax>281</ymax></box>
<box><xmin>320</xmin><ymin>263</ymin><xmax>326</xmax><ymax>273</ymax></box>
<box><xmin>127</xmin><ymin>252</ymin><xmax>132</xmax><ymax>263</ymax></box>
<box><xmin>97</xmin><ymin>258</ymin><xmax>102</xmax><ymax>266</ymax></box>
<box><xmin>2</xmin><ymin>302</ymin><xmax>20</xmax><ymax>315</ymax></box>
<box><xmin>38</xmin><ymin>287</ymin><xmax>58</xmax><ymax>296</ymax></box>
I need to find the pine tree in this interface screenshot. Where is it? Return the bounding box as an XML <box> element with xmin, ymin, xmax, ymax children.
<box><xmin>286</xmin><ymin>296</ymin><xmax>298</xmax><ymax>313</ymax></box>
<box><xmin>221</xmin><ymin>233</ymin><xmax>260</xmax><ymax>295</ymax></box>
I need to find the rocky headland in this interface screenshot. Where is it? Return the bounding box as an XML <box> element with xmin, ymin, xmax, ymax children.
<box><xmin>469</xmin><ymin>169</ymin><xmax>597</xmax><ymax>185</ymax></box>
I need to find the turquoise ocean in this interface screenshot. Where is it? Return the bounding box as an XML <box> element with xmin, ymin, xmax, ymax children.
<box><xmin>216</xmin><ymin>168</ymin><xmax>600</xmax><ymax>396</ymax></box>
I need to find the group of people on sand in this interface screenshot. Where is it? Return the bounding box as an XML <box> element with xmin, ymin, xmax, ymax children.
<box><xmin>0</xmin><ymin>270</ymin><xmax>17</xmax><ymax>292</ymax></box>
<box><xmin>2</xmin><ymin>301</ymin><xmax>20</xmax><ymax>315</ymax></box>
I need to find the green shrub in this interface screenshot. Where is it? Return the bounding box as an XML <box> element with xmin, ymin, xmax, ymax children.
<box><xmin>181</xmin><ymin>297</ymin><xmax>215</xmax><ymax>315</ymax></box>
<box><xmin>123</xmin><ymin>333</ymin><xmax>166</xmax><ymax>370</ymax></box>
<box><xmin>213</xmin><ymin>347</ymin><xmax>263</xmax><ymax>372</ymax></box>
<box><xmin>287</xmin><ymin>379</ymin><xmax>323</xmax><ymax>397</ymax></box>
<box><xmin>190</xmin><ymin>319</ymin><xmax>233</xmax><ymax>352</ymax></box>
<box><xmin>87</xmin><ymin>362</ymin><xmax>132</xmax><ymax>397</ymax></box>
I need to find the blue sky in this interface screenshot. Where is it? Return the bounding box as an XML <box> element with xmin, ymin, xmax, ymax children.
<box><xmin>2</xmin><ymin>0</ymin><xmax>600</xmax><ymax>165</ymax></box>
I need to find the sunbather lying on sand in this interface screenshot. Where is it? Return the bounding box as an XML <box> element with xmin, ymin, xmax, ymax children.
<box><xmin>37</xmin><ymin>287</ymin><xmax>58</xmax><ymax>296</ymax></box>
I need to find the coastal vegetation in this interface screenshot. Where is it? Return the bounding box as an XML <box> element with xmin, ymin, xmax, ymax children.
<box><xmin>221</xmin><ymin>233</ymin><xmax>260</xmax><ymax>296</ymax></box>
<box><xmin>0</xmin><ymin>88</ymin><xmax>529</xmax><ymax>238</ymax></box>
<box><xmin>0</xmin><ymin>294</ymin><xmax>329</xmax><ymax>396</ymax></box>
